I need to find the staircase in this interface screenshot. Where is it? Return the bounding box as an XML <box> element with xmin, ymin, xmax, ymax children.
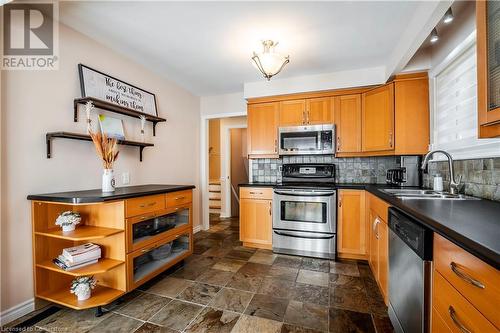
<box><xmin>208</xmin><ymin>182</ymin><xmax>221</xmax><ymax>215</ymax></box>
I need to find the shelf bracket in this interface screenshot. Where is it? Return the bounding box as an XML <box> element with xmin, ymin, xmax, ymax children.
<box><xmin>74</xmin><ymin>100</ymin><xmax>79</xmax><ymax>122</ymax></box>
<box><xmin>46</xmin><ymin>134</ymin><xmax>52</xmax><ymax>158</ymax></box>
<box><xmin>139</xmin><ymin>146</ymin><xmax>144</xmax><ymax>162</ymax></box>
<box><xmin>152</xmin><ymin>122</ymin><xmax>157</xmax><ymax>136</ymax></box>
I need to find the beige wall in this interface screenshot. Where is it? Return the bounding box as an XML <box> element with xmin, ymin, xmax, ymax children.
<box><xmin>0</xmin><ymin>23</ymin><xmax>200</xmax><ymax>313</ymax></box>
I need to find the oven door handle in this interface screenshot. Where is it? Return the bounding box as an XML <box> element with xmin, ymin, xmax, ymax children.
<box><xmin>273</xmin><ymin>230</ymin><xmax>335</xmax><ymax>239</ymax></box>
<box><xmin>274</xmin><ymin>190</ymin><xmax>336</xmax><ymax>197</ymax></box>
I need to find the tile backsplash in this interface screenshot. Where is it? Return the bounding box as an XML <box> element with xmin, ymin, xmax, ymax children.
<box><xmin>423</xmin><ymin>158</ymin><xmax>500</xmax><ymax>201</ymax></box>
<box><xmin>250</xmin><ymin>155</ymin><xmax>399</xmax><ymax>184</ymax></box>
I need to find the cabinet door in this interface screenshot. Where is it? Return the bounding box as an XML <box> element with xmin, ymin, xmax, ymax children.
<box><xmin>337</xmin><ymin>190</ymin><xmax>366</xmax><ymax>259</ymax></box>
<box><xmin>307</xmin><ymin>97</ymin><xmax>333</xmax><ymax>125</ymax></box>
<box><xmin>477</xmin><ymin>1</ymin><xmax>500</xmax><ymax>137</ymax></box>
<box><xmin>378</xmin><ymin>219</ymin><xmax>389</xmax><ymax>303</ymax></box>
<box><xmin>362</xmin><ymin>84</ymin><xmax>395</xmax><ymax>152</ymax></box>
<box><xmin>368</xmin><ymin>210</ymin><xmax>379</xmax><ymax>278</ymax></box>
<box><xmin>240</xmin><ymin>198</ymin><xmax>272</xmax><ymax>247</ymax></box>
<box><xmin>279</xmin><ymin>99</ymin><xmax>306</xmax><ymax>126</ymax></box>
<box><xmin>334</xmin><ymin>95</ymin><xmax>362</xmax><ymax>153</ymax></box>
<box><xmin>248</xmin><ymin>102</ymin><xmax>279</xmax><ymax>156</ymax></box>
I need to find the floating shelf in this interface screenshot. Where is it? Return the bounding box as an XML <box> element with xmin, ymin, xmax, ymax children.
<box><xmin>35</xmin><ymin>225</ymin><xmax>123</xmax><ymax>241</ymax></box>
<box><xmin>46</xmin><ymin>132</ymin><xmax>154</xmax><ymax>161</ymax></box>
<box><xmin>37</xmin><ymin>285</ymin><xmax>124</xmax><ymax>310</ymax></box>
<box><xmin>37</xmin><ymin>258</ymin><xmax>124</xmax><ymax>276</ymax></box>
<box><xmin>74</xmin><ymin>97</ymin><xmax>166</xmax><ymax>136</ymax></box>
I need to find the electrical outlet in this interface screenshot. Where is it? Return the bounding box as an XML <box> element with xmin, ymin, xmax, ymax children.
<box><xmin>122</xmin><ymin>172</ymin><xmax>130</xmax><ymax>185</ymax></box>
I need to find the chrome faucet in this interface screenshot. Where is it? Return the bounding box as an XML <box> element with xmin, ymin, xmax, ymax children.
<box><xmin>421</xmin><ymin>150</ymin><xmax>462</xmax><ymax>195</ymax></box>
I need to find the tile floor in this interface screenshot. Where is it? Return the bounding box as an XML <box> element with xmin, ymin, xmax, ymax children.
<box><xmin>6</xmin><ymin>217</ymin><xmax>393</xmax><ymax>333</ymax></box>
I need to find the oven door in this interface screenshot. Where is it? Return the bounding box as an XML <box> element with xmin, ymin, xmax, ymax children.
<box><xmin>273</xmin><ymin>189</ymin><xmax>336</xmax><ymax>233</ymax></box>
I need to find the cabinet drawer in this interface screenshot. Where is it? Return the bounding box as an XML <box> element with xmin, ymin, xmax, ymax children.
<box><xmin>125</xmin><ymin>194</ymin><xmax>165</xmax><ymax>218</ymax></box>
<box><xmin>432</xmin><ymin>307</ymin><xmax>452</xmax><ymax>333</ymax></box>
<box><xmin>434</xmin><ymin>234</ymin><xmax>500</xmax><ymax>328</ymax></box>
<box><xmin>127</xmin><ymin>229</ymin><xmax>192</xmax><ymax>290</ymax></box>
<box><xmin>166</xmin><ymin>190</ymin><xmax>192</xmax><ymax>208</ymax></box>
<box><xmin>367</xmin><ymin>193</ymin><xmax>389</xmax><ymax>222</ymax></box>
<box><xmin>240</xmin><ymin>187</ymin><xmax>273</xmax><ymax>200</ymax></box>
<box><xmin>126</xmin><ymin>206</ymin><xmax>192</xmax><ymax>253</ymax></box>
<box><xmin>433</xmin><ymin>271</ymin><xmax>497</xmax><ymax>333</ymax></box>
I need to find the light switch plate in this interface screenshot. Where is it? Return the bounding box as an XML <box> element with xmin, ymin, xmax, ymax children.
<box><xmin>122</xmin><ymin>172</ymin><xmax>130</xmax><ymax>185</ymax></box>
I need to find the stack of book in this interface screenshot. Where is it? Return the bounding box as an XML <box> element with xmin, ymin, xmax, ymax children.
<box><xmin>53</xmin><ymin>243</ymin><xmax>101</xmax><ymax>271</ymax></box>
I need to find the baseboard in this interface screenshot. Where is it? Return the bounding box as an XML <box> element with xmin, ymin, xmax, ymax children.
<box><xmin>0</xmin><ymin>298</ymin><xmax>35</xmax><ymax>326</ymax></box>
<box><xmin>193</xmin><ymin>225</ymin><xmax>202</xmax><ymax>233</ymax></box>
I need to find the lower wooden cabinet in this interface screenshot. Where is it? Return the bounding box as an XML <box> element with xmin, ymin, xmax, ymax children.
<box><xmin>239</xmin><ymin>187</ymin><xmax>273</xmax><ymax>249</ymax></box>
<box><xmin>367</xmin><ymin>193</ymin><xmax>390</xmax><ymax>304</ymax></box>
<box><xmin>337</xmin><ymin>190</ymin><xmax>367</xmax><ymax>259</ymax></box>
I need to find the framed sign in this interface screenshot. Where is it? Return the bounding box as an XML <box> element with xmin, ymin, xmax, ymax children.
<box><xmin>78</xmin><ymin>64</ymin><xmax>158</xmax><ymax>117</ymax></box>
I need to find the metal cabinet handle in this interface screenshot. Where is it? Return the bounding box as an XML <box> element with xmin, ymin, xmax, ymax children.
<box><xmin>175</xmin><ymin>196</ymin><xmax>185</xmax><ymax>200</ymax></box>
<box><xmin>338</xmin><ymin>198</ymin><xmax>342</xmax><ymax>207</ymax></box>
<box><xmin>450</xmin><ymin>262</ymin><xmax>485</xmax><ymax>289</ymax></box>
<box><xmin>306</xmin><ymin>110</ymin><xmax>310</xmax><ymax>124</ymax></box>
<box><xmin>448</xmin><ymin>306</ymin><xmax>472</xmax><ymax>333</ymax></box>
<box><xmin>274</xmin><ymin>139</ymin><xmax>278</xmax><ymax>153</ymax></box>
<box><xmin>269</xmin><ymin>201</ymin><xmax>272</xmax><ymax>216</ymax></box>
<box><xmin>337</xmin><ymin>137</ymin><xmax>341</xmax><ymax>151</ymax></box>
<box><xmin>373</xmin><ymin>218</ymin><xmax>380</xmax><ymax>239</ymax></box>
<box><xmin>249</xmin><ymin>191</ymin><xmax>263</xmax><ymax>195</ymax></box>
<box><xmin>389</xmin><ymin>132</ymin><xmax>393</xmax><ymax>147</ymax></box>
<box><xmin>302</xmin><ymin>110</ymin><xmax>306</xmax><ymax>125</ymax></box>
<box><xmin>139</xmin><ymin>202</ymin><xmax>156</xmax><ymax>208</ymax></box>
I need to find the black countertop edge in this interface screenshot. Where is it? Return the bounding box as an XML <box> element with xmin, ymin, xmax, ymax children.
<box><xmin>27</xmin><ymin>184</ymin><xmax>196</xmax><ymax>204</ymax></box>
<box><xmin>239</xmin><ymin>182</ymin><xmax>500</xmax><ymax>269</ymax></box>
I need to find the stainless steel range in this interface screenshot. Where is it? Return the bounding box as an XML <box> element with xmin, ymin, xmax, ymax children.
<box><xmin>272</xmin><ymin>164</ymin><xmax>336</xmax><ymax>259</ymax></box>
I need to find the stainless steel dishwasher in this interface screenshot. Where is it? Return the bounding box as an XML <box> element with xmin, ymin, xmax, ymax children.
<box><xmin>388</xmin><ymin>208</ymin><xmax>433</xmax><ymax>333</ymax></box>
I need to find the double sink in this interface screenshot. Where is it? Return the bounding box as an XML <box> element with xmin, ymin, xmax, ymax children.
<box><xmin>380</xmin><ymin>188</ymin><xmax>479</xmax><ymax>200</ymax></box>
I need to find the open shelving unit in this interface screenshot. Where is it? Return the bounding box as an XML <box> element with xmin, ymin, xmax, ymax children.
<box><xmin>46</xmin><ymin>132</ymin><xmax>154</xmax><ymax>161</ymax></box>
<box><xmin>73</xmin><ymin>97</ymin><xmax>166</xmax><ymax>136</ymax></box>
<box><xmin>37</xmin><ymin>285</ymin><xmax>124</xmax><ymax>310</ymax></box>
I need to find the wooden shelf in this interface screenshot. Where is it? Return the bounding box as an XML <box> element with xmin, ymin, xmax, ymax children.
<box><xmin>46</xmin><ymin>132</ymin><xmax>154</xmax><ymax>161</ymax></box>
<box><xmin>37</xmin><ymin>285</ymin><xmax>124</xmax><ymax>310</ymax></box>
<box><xmin>35</xmin><ymin>225</ymin><xmax>123</xmax><ymax>241</ymax></box>
<box><xmin>37</xmin><ymin>258</ymin><xmax>124</xmax><ymax>276</ymax></box>
<box><xmin>74</xmin><ymin>97</ymin><xmax>166</xmax><ymax>136</ymax></box>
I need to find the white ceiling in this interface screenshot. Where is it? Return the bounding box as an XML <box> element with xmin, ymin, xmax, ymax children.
<box><xmin>60</xmin><ymin>1</ymin><xmax>441</xmax><ymax>96</ymax></box>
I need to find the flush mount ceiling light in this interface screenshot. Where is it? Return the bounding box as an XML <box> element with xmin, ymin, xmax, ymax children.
<box><xmin>443</xmin><ymin>8</ymin><xmax>454</xmax><ymax>24</ymax></box>
<box><xmin>430</xmin><ymin>28</ymin><xmax>439</xmax><ymax>43</ymax></box>
<box><xmin>252</xmin><ymin>40</ymin><xmax>290</xmax><ymax>81</ymax></box>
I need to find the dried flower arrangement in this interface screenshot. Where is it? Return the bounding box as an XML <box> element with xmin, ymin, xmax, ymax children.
<box><xmin>55</xmin><ymin>211</ymin><xmax>81</xmax><ymax>232</ymax></box>
<box><xmin>89</xmin><ymin>130</ymin><xmax>120</xmax><ymax>170</ymax></box>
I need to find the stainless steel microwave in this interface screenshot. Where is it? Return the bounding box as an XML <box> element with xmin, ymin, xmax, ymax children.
<box><xmin>278</xmin><ymin>124</ymin><xmax>335</xmax><ymax>155</ymax></box>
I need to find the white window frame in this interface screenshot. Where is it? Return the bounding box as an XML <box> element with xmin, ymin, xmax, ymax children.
<box><xmin>429</xmin><ymin>30</ymin><xmax>500</xmax><ymax>161</ymax></box>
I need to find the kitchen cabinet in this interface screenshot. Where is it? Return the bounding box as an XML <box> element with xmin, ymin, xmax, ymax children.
<box><xmin>362</xmin><ymin>83</ymin><xmax>394</xmax><ymax>152</ymax></box>
<box><xmin>334</xmin><ymin>94</ymin><xmax>362</xmax><ymax>153</ymax></box>
<box><xmin>247</xmin><ymin>102</ymin><xmax>279</xmax><ymax>158</ymax></box>
<box><xmin>337</xmin><ymin>189</ymin><xmax>367</xmax><ymax>260</ymax></box>
<box><xmin>239</xmin><ymin>187</ymin><xmax>273</xmax><ymax>249</ymax></box>
<box><xmin>432</xmin><ymin>233</ymin><xmax>500</xmax><ymax>331</ymax></box>
<box><xmin>477</xmin><ymin>1</ymin><xmax>500</xmax><ymax>138</ymax></box>
<box><xmin>367</xmin><ymin>193</ymin><xmax>390</xmax><ymax>304</ymax></box>
<box><xmin>279</xmin><ymin>97</ymin><xmax>332</xmax><ymax>126</ymax></box>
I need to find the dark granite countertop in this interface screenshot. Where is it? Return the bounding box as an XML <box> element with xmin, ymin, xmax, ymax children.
<box><xmin>27</xmin><ymin>184</ymin><xmax>195</xmax><ymax>204</ymax></box>
<box><xmin>239</xmin><ymin>182</ymin><xmax>500</xmax><ymax>269</ymax></box>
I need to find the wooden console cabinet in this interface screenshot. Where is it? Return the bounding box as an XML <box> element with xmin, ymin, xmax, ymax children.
<box><xmin>28</xmin><ymin>185</ymin><xmax>194</xmax><ymax>311</ymax></box>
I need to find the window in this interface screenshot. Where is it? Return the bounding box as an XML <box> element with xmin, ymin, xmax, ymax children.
<box><xmin>431</xmin><ymin>38</ymin><xmax>500</xmax><ymax>160</ymax></box>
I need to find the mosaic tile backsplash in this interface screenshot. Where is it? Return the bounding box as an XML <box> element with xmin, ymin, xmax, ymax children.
<box><xmin>250</xmin><ymin>156</ymin><xmax>399</xmax><ymax>184</ymax></box>
<box><xmin>423</xmin><ymin>158</ymin><xmax>500</xmax><ymax>201</ymax></box>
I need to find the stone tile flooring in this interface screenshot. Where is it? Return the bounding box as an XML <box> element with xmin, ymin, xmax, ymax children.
<box><xmin>7</xmin><ymin>217</ymin><xmax>393</xmax><ymax>333</ymax></box>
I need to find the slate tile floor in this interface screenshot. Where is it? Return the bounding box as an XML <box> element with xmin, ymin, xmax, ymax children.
<box><xmin>7</xmin><ymin>217</ymin><xmax>393</xmax><ymax>333</ymax></box>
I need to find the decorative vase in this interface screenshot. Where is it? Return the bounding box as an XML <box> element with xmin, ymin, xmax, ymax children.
<box><xmin>102</xmin><ymin>169</ymin><xmax>115</xmax><ymax>192</ymax></box>
<box><xmin>76</xmin><ymin>287</ymin><xmax>91</xmax><ymax>301</ymax></box>
<box><xmin>62</xmin><ymin>224</ymin><xmax>76</xmax><ymax>232</ymax></box>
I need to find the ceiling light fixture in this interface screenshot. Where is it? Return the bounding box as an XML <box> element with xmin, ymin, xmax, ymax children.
<box><xmin>252</xmin><ymin>40</ymin><xmax>290</xmax><ymax>81</ymax></box>
<box><xmin>430</xmin><ymin>28</ymin><xmax>439</xmax><ymax>43</ymax></box>
<box><xmin>443</xmin><ymin>8</ymin><xmax>454</xmax><ymax>24</ymax></box>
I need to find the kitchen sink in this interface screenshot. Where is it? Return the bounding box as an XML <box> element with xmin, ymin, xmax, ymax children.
<box><xmin>380</xmin><ymin>188</ymin><xmax>480</xmax><ymax>200</ymax></box>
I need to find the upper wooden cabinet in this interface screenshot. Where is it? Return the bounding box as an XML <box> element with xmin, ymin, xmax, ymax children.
<box><xmin>279</xmin><ymin>97</ymin><xmax>332</xmax><ymax>126</ymax></box>
<box><xmin>247</xmin><ymin>102</ymin><xmax>279</xmax><ymax>158</ymax></box>
<box><xmin>362</xmin><ymin>84</ymin><xmax>395</xmax><ymax>152</ymax></box>
<box><xmin>280</xmin><ymin>99</ymin><xmax>306</xmax><ymax>126</ymax></box>
<box><xmin>394</xmin><ymin>75</ymin><xmax>430</xmax><ymax>155</ymax></box>
<box><xmin>477</xmin><ymin>1</ymin><xmax>500</xmax><ymax>138</ymax></box>
<box><xmin>337</xmin><ymin>190</ymin><xmax>367</xmax><ymax>260</ymax></box>
<box><xmin>334</xmin><ymin>94</ymin><xmax>362</xmax><ymax>153</ymax></box>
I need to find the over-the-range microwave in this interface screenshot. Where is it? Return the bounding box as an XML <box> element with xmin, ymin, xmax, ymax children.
<box><xmin>278</xmin><ymin>124</ymin><xmax>335</xmax><ymax>155</ymax></box>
